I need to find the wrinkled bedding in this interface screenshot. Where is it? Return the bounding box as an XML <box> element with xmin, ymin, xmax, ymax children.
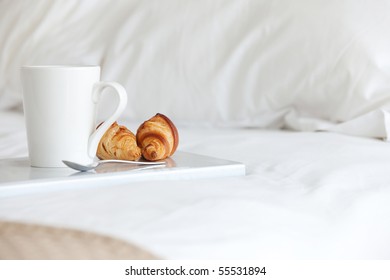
<box><xmin>3</xmin><ymin>0</ymin><xmax>390</xmax><ymax>138</ymax></box>
<box><xmin>1</xmin><ymin>110</ymin><xmax>390</xmax><ymax>259</ymax></box>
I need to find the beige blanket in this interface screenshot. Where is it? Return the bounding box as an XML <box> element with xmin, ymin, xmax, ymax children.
<box><xmin>0</xmin><ymin>220</ymin><xmax>157</xmax><ymax>260</ymax></box>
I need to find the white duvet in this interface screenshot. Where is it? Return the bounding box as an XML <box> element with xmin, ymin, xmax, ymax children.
<box><xmin>1</xmin><ymin>111</ymin><xmax>390</xmax><ymax>259</ymax></box>
<box><xmin>3</xmin><ymin>0</ymin><xmax>390</xmax><ymax>138</ymax></box>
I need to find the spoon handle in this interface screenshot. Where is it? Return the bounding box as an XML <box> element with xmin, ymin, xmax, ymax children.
<box><xmin>98</xmin><ymin>159</ymin><xmax>165</xmax><ymax>165</ymax></box>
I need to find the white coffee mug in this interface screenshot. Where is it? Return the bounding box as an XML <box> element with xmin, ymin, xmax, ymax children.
<box><xmin>21</xmin><ymin>65</ymin><xmax>127</xmax><ymax>168</ymax></box>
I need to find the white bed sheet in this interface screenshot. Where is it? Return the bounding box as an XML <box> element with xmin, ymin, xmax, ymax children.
<box><xmin>1</xmin><ymin>110</ymin><xmax>390</xmax><ymax>259</ymax></box>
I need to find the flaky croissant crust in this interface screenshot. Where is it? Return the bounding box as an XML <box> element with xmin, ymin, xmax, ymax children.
<box><xmin>97</xmin><ymin>122</ymin><xmax>141</xmax><ymax>161</ymax></box>
<box><xmin>136</xmin><ymin>113</ymin><xmax>179</xmax><ymax>161</ymax></box>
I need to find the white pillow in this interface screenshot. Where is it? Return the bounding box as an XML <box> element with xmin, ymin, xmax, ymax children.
<box><xmin>1</xmin><ymin>0</ymin><xmax>390</xmax><ymax>138</ymax></box>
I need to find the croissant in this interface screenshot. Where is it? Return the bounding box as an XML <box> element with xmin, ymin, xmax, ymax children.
<box><xmin>97</xmin><ymin>122</ymin><xmax>141</xmax><ymax>161</ymax></box>
<box><xmin>136</xmin><ymin>113</ymin><xmax>179</xmax><ymax>161</ymax></box>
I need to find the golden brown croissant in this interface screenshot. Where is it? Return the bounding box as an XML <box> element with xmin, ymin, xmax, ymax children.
<box><xmin>136</xmin><ymin>113</ymin><xmax>179</xmax><ymax>161</ymax></box>
<box><xmin>97</xmin><ymin>122</ymin><xmax>141</xmax><ymax>161</ymax></box>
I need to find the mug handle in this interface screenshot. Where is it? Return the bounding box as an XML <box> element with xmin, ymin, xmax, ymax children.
<box><xmin>87</xmin><ymin>81</ymin><xmax>128</xmax><ymax>158</ymax></box>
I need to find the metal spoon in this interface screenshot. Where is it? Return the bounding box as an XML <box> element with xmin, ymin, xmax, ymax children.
<box><xmin>62</xmin><ymin>159</ymin><xmax>165</xmax><ymax>172</ymax></box>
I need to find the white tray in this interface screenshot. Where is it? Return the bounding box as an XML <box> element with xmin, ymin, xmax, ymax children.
<box><xmin>0</xmin><ymin>152</ymin><xmax>245</xmax><ymax>196</ymax></box>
